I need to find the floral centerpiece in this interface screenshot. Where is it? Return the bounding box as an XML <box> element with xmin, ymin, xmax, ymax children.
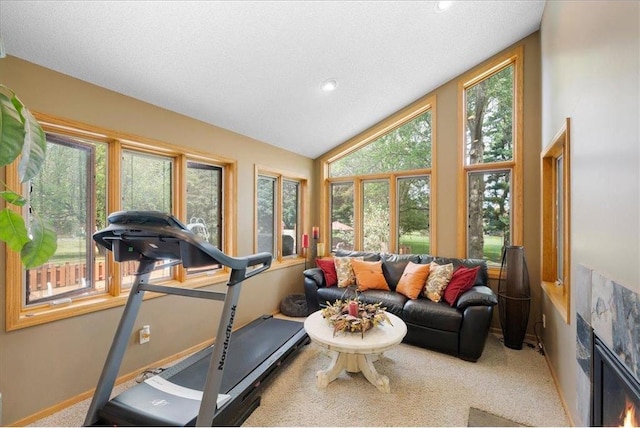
<box><xmin>321</xmin><ymin>298</ymin><xmax>392</xmax><ymax>338</ymax></box>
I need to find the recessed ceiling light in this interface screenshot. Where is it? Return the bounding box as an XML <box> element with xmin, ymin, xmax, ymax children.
<box><xmin>321</xmin><ymin>78</ymin><xmax>338</xmax><ymax>92</ymax></box>
<box><xmin>435</xmin><ymin>1</ymin><xmax>454</xmax><ymax>13</ymax></box>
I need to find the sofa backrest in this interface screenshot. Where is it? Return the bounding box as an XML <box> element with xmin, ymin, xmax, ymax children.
<box><xmin>333</xmin><ymin>250</ymin><xmax>488</xmax><ymax>290</ymax></box>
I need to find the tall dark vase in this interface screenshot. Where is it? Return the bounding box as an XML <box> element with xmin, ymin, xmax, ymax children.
<box><xmin>497</xmin><ymin>245</ymin><xmax>531</xmax><ymax>350</ymax></box>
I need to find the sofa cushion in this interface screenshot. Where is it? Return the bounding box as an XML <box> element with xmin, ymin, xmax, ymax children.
<box><xmin>315</xmin><ymin>257</ymin><xmax>337</xmax><ymax>287</ymax></box>
<box><xmin>334</xmin><ymin>256</ymin><xmax>363</xmax><ymax>287</ymax></box>
<box><xmin>317</xmin><ymin>286</ymin><xmax>357</xmax><ymax>306</ymax></box>
<box><xmin>351</xmin><ymin>260</ymin><xmax>390</xmax><ymax>291</ymax></box>
<box><xmin>443</xmin><ymin>266</ymin><xmax>481</xmax><ymax>306</ymax></box>
<box><xmin>396</xmin><ymin>262</ymin><xmax>431</xmax><ymax>300</ymax></box>
<box><xmin>402</xmin><ymin>298</ymin><xmax>463</xmax><ymax>332</ymax></box>
<box><xmin>424</xmin><ymin>262</ymin><xmax>454</xmax><ymax>302</ymax></box>
<box><xmin>357</xmin><ymin>290</ymin><xmax>407</xmax><ymax>317</ymax></box>
<box><xmin>380</xmin><ymin>253</ymin><xmax>421</xmax><ymax>290</ymax></box>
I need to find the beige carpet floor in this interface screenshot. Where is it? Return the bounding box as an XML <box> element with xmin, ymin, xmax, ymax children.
<box><xmin>242</xmin><ymin>334</ymin><xmax>568</xmax><ymax>427</ymax></box>
<box><xmin>30</xmin><ymin>332</ymin><xmax>568</xmax><ymax>427</ymax></box>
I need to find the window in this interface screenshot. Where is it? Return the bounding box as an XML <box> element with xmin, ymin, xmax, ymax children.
<box><xmin>185</xmin><ymin>161</ymin><xmax>223</xmax><ymax>273</ymax></box>
<box><xmin>5</xmin><ymin>114</ymin><xmax>235</xmax><ymax>330</ymax></box>
<box><xmin>324</xmin><ymin>98</ymin><xmax>434</xmax><ymax>254</ymax></box>
<box><xmin>120</xmin><ymin>150</ymin><xmax>175</xmax><ymax>288</ymax></box>
<box><xmin>458</xmin><ymin>47</ymin><xmax>523</xmax><ymax>270</ymax></box>
<box><xmin>541</xmin><ymin>118</ymin><xmax>571</xmax><ymax>323</ymax></box>
<box><xmin>26</xmin><ymin>134</ymin><xmax>107</xmax><ymax>305</ymax></box>
<box><xmin>255</xmin><ymin>168</ymin><xmax>306</xmax><ymax>260</ymax></box>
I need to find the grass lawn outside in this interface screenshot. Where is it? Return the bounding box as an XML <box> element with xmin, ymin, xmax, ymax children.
<box><xmin>399</xmin><ymin>232</ymin><xmax>504</xmax><ymax>264</ymax></box>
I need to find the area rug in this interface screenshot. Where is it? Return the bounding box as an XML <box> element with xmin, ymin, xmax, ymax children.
<box><xmin>468</xmin><ymin>407</ymin><xmax>526</xmax><ymax>427</ymax></box>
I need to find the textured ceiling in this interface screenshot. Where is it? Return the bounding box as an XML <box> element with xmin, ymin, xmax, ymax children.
<box><xmin>0</xmin><ymin>1</ymin><xmax>545</xmax><ymax>159</ymax></box>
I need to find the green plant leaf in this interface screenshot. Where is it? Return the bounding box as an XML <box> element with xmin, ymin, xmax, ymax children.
<box><xmin>0</xmin><ymin>190</ymin><xmax>27</xmax><ymax>206</ymax></box>
<box><xmin>0</xmin><ymin>88</ymin><xmax>26</xmax><ymax>167</ymax></box>
<box><xmin>18</xmin><ymin>106</ymin><xmax>47</xmax><ymax>182</ymax></box>
<box><xmin>21</xmin><ymin>217</ymin><xmax>57</xmax><ymax>269</ymax></box>
<box><xmin>0</xmin><ymin>207</ymin><xmax>30</xmax><ymax>251</ymax></box>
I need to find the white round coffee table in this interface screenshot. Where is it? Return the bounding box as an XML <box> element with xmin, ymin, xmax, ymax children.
<box><xmin>304</xmin><ymin>309</ymin><xmax>407</xmax><ymax>393</ymax></box>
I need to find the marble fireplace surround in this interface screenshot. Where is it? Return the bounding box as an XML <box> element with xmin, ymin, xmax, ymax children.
<box><xmin>575</xmin><ymin>265</ymin><xmax>640</xmax><ymax>426</ymax></box>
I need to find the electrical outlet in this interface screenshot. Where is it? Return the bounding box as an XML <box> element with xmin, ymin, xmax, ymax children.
<box><xmin>542</xmin><ymin>314</ymin><xmax>546</xmax><ymax>329</ymax></box>
<box><xmin>139</xmin><ymin>325</ymin><xmax>151</xmax><ymax>344</ymax></box>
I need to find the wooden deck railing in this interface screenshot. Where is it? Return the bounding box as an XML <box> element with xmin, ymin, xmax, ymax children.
<box><xmin>27</xmin><ymin>260</ymin><xmax>137</xmax><ymax>290</ymax></box>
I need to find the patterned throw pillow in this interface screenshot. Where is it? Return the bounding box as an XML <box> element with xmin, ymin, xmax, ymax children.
<box><xmin>334</xmin><ymin>256</ymin><xmax>363</xmax><ymax>288</ymax></box>
<box><xmin>396</xmin><ymin>262</ymin><xmax>431</xmax><ymax>299</ymax></box>
<box><xmin>350</xmin><ymin>259</ymin><xmax>390</xmax><ymax>291</ymax></box>
<box><xmin>423</xmin><ymin>261</ymin><xmax>454</xmax><ymax>302</ymax></box>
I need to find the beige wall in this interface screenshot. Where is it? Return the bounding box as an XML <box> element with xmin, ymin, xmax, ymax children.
<box><xmin>540</xmin><ymin>1</ymin><xmax>640</xmax><ymax>425</ymax></box>
<box><xmin>0</xmin><ymin>56</ymin><xmax>313</xmax><ymax>425</ymax></box>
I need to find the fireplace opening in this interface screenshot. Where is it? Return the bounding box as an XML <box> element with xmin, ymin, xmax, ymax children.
<box><xmin>592</xmin><ymin>335</ymin><xmax>640</xmax><ymax>427</ymax></box>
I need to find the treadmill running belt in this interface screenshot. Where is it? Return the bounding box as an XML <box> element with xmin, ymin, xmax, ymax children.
<box><xmin>97</xmin><ymin>316</ymin><xmax>305</xmax><ymax>426</ymax></box>
<box><xmin>168</xmin><ymin>317</ymin><xmax>299</xmax><ymax>392</ymax></box>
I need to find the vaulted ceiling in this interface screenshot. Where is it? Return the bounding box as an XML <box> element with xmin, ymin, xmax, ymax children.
<box><xmin>0</xmin><ymin>1</ymin><xmax>545</xmax><ymax>158</ymax></box>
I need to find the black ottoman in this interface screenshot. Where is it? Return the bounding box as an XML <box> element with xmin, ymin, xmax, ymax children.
<box><xmin>279</xmin><ymin>294</ymin><xmax>308</xmax><ymax>317</ymax></box>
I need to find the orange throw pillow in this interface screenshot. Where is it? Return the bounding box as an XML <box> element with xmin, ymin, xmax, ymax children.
<box><xmin>396</xmin><ymin>262</ymin><xmax>431</xmax><ymax>299</ymax></box>
<box><xmin>350</xmin><ymin>259</ymin><xmax>390</xmax><ymax>291</ymax></box>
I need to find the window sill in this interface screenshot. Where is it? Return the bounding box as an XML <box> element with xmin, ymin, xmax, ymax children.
<box><xmin>8</xmin><ymin>258</ymin><xmax>306</xmax><ymax>331</ymax></box>
<box><xmin>270</xmin><ymin>256</ymin><xmax>307</xmax><ymax>270</ymax></box>
<box><xmin>541</xmin><ymin>280</ymin><xmax>570</xmax><ymax>324</ymax></box>
<box><xmin>7</xmin><ymin>273</ymin><xmax>229</xmax><ymax>331</ymax></box>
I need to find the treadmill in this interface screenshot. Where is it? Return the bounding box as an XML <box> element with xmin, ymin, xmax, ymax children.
<box><xmin>83</xmin><ymin>211</ymin><xmax>309</xmax><ymax>427</ymax></box>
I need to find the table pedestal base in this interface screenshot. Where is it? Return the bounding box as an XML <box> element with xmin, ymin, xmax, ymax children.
<box><xmin>316</xmin><ymin>351</ymin><xmax>390</xmax><ymax>393</ymax></box>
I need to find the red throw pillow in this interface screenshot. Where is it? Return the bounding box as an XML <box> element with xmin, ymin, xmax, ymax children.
<box><xmin>443</xmin><ymin>266</ymin><xmax>480</xmax><ymax>306</ymax></box>
<box><xmin>316</xmin><ymin>258</ymin><xmax>337</xmax><ymax>287</ymax></box>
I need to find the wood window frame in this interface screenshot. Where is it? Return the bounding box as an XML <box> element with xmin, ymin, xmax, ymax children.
<box><xmin>541</xmin><ymin>117</ymin><xmax>571</xmax><ymax>324</ymax></box>
<box><xmin>319</xmin><ymin>95</ymin><xmax>437</xmax><ymax>255</ymax></box>
<box><xmin>254</xmin><ymin>165</ymin><xmax>308</xmax><ymax>264</ymax></box>
<box><xmin>5</xmin><ymin>113</ymin><xmax>237</xmax><ymax>331</ymax></box>
<box><xmin>457</xmin><ymin>46</ymin><xmax>524</xmax><ymax>278</ymax></box>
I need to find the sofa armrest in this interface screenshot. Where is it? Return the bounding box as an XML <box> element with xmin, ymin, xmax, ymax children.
<box><xmin>303</xmin><ymin>267</ymin><xmax>325</xmax><ymax>314</ymax></box>
<box><xmin>303</xmin><ymin>267</ymin><xmax>325</xmax><ymax>287</ymax></box>
<box><xmin>456</xmin><ymin>285</ymin><xmax>498</xmax><ymax>310</ymax></box>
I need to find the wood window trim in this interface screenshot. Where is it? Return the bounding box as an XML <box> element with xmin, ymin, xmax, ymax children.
<box><xmin>5</xmin><ymin>113</ymin><xmax>236</xmax><ymax>331</ymax></box>
<box><xmin>541</xmin><ymin>118</ymin><xmax>571</xmax><ymax>324</ymax></box>
<box><xmin>319</xmin><ymin>95</ymin><xmax>437</xmax><ymax>254</ymax></box>
<box><xmin>254</xmin><ymin>165</ymin><xmax>308</xmax><ymax>264</ymax></box>
<box><xmin>456</xmin><ymin>45</ymin><xmax>524</xmax><ymax>278</ymax></box>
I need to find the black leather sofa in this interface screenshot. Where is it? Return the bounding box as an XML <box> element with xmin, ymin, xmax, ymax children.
<box><xmin>303</xmin><ymin>250</ymin><xmax>498</xmax><ymax>362</ymax></box>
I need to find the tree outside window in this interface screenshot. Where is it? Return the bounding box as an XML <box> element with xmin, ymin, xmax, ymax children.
<box><xmin>461</xmin><ymin>53</ymin><xmax>521</xmax><ymax>266</ymax></box>
<box><xmin>327</xmin><ymin>106</ymin><xmax>433</xmax><ymax>254</ymax></box>
<box><xmin>26</xmin><ymin>134</ymin><xmax>107</xmax><ymax>304</ymax></box>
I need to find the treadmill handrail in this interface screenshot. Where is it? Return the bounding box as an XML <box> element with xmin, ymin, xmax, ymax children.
<box><xmin>93</xmin><ymin>211</ymin><xmax>273</xmax><ymax>272</ymax></box>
